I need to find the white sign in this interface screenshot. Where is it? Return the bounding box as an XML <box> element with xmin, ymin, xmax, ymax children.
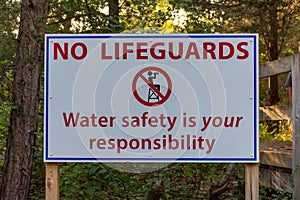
<box><xmin>44</xmin><ymin>34</ymin><xmax>259</xmax><ymax>162</ymax></box>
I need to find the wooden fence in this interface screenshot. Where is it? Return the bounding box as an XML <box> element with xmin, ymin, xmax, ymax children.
<box><xmin>259</xmin><ymin>53</ymin><xmax>300</xmax><ymax>198</ymax></box>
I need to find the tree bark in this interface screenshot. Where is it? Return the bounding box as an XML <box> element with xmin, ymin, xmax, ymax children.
<box><xmin>267</xmin><ymin>1</ymin><xmax>280</xmax><ymax>105</ymax></box>
<box><xmin>0</xmin><ymin>0</ymin><xmax>49</xmax><ymax>199</ymax></box>
<box><xmin>108</xmin><ymin>0</ymin><xmax>123</xmax><ymax>33</ymax></box>
<box><xmin>109</xmin><ymin>0</ymin><xmax>119</xmax><ymax>20</ymax></box>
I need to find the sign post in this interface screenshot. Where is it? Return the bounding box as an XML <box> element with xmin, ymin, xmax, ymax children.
<box><xmin>292</xmin><ymin>53</ymin><xmax>300</xmax><ymax>199</ymax></box>
<box><xmin>245</xmin><ymin>163</ymin><xmax>259</xmax><ymax>200</ymax></box>
<box><xmin>44</xmin><ymin>34</ymin><xmax>259</xmax><ymax>198</ymax></box>
<box><xmin>45</xmin><ymin>163</ymin><xmax>59</xmax><ymax>200</ymax></box>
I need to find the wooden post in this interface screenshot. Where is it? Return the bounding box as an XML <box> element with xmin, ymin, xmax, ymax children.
<box><xmin>292</xmin><ymin>53</ymin><xmax>300</xmax><ymax>200</ymax></box>
<box><xmin>245</xmin><ymin>163</ymin><xmax>259</xmax><ymax>200</ymax></box>
<box><xmin>46</xmin><ymin>163</ymin><xmax>59</xmax><ymax>200</ymax></box>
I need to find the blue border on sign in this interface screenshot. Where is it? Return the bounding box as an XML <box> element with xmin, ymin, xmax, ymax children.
<box><xmin>44</xmin><ymin>36</ymin><xmax>50</xmax><ymax>162</ymax></box>
<box><xmin>44</xmin><ymin>34</ymin><xmax>259</xmax><ymax>163</ymax></box>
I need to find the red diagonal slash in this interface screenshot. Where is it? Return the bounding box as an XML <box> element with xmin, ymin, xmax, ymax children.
<box><xmin>138</xmin><ymin>73</ymin><xmax>165</xmax><ymax>99</ymax></box>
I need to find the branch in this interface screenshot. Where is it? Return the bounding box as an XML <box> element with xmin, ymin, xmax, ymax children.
<box><xmin>208</xmin><ymin>163</ymin><xmax>235</xmax><ymax>200</ymax></box>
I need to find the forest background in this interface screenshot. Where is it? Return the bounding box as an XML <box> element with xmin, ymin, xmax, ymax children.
<box><xmin>0</xmin><ymin>0</ymin><xmax>300</xmax><ymax>199</ymax></box>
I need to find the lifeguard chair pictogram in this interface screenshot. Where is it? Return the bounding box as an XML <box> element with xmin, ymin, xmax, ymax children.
<box><xmin>147</xmin><ymin>71</ymin><xmax>160</xmax><ymax>102</ymax></box>
<box><xmin>132</xmin><ymin>66</ymin><xmax>172</xmax><ymax>107</ymax></box>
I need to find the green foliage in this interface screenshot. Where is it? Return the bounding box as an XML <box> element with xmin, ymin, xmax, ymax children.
<box><xmin>27</xmin><ymin>154</ymin><xmax>292</xmax><ymax>200</ymax></box>
<box><xmin>48</xmin><ymin>0</ymin><xmax>125</xmax><ymax>33</ymax></box>
<box><xmin>58</xmin><ymin>163</ymin><xmax>135</xmax><ymax>199</ymax></box>
<box><xmin>0</xmin><ymin>0</ymin><xmax>18</xmax><ymax>189</ymax></box>
<box><xmin>47</xmin><ymin>0</ymin><xmax>186</xmax><ymax>34</ymax></box>
<box><xmin>0</xmin><ymin>2</ymin><xmax>19</xmax><ymax>61</ymax></box>
<box><xmin>171</xmin><ymin>0</ymin><xmax>300</xmax><ymax>60</ymax></box>
<box><xmin>259</xmin><ymin>121</ymin><xmax>292</xmax><ymax>142</ymax></box>
<box><xmin>0</xmin><ymin>100</ymin><xmax>10</xmax><ymax>165</ymax></box>
<box><xmin>260</xmin><ymin>186</ymin><xmax>292</xmax><ymax>200</ymax></box>
<box><xmin>120</xmin><ymin>0</ymin><xmax>180</xmax><ymax>33</ymax></box>
<box><xmin>259</xmin><ymin>123</ymin><xmax>276</xmax><ymax>141</ymax></box>
<box><xmin>52</xmin><ymin>163</ymin><xmax>247</xmax><ymax>199</ymax></box>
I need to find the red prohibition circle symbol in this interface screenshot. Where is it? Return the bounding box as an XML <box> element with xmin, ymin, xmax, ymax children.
<box><xmin>132</xmin><ymin>66</ymin><xmax>172</xmax><ymax>106</ymax></box>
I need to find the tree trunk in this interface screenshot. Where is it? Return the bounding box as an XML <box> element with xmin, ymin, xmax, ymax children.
<box><xmin>0</xmin><ymin>0</ymin><xmax>49</xmax><ymax>199</ymax></box>
<box><xmin>267</xmin><ymin>1</ymin><xmax>280</xmax><ymax>105</ymax></box>
<box><xmin>109</xmin><ymin>0</ymin><xmax>123</xmax><ymax>32</ymax></box>
<box><xmin>109</xmin><ymin>0</ymin><xmax>119</xmax><ymax>19</ymax></box>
